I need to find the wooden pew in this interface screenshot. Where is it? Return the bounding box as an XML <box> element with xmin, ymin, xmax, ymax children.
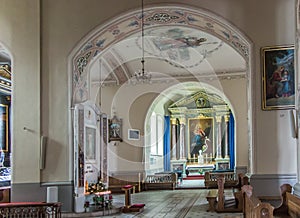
<box><xmin>273</xmin><ymin>183</ymin><xmax>292</xmax><ymax>216</ymax></box>
<box><xmin>206</xmin><ymin>189</ymin><xmax>218</xmax><ymax>212</ymax></box>
<box><xmin>205</xmin><ymin>173</ymin><xmax>247</xmax><ymax>212</ymax></box>
<box><xmin>216</xmin><ymin>174</ymin><xmax>244</xmax><ymax>212</ymax></box>
<box><xmin>242</xmin><ymin>185</ymin><xmax>274</xmax><ymax>218</ymax></box>
<box><xmin>286</xmin><ymin>192</ymin><xmax>300</xmax><ymax>218</ymax></box>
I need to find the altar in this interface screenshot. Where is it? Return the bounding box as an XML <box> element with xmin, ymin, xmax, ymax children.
<box><xmin>185</xmin><ymin>164</ymin><xmax>215</xmax><ymax>176</ymax></box>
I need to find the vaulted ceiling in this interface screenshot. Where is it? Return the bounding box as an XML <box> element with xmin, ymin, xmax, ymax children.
<box><xmin>89</xmin><ymin>25</ymin><xmax>247</xmax><ymax>87</ymax></box>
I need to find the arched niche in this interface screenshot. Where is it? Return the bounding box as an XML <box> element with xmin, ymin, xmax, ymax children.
<box><xmin>144</xmin><ymin>82</ymin><xmax>241</xmax><ymax>175</ymax></box>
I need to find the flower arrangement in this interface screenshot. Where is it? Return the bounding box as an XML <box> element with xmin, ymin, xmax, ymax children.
<box><xmin>85</xmin><ymin>179</ymin><xmax>113</xmax><ymax>210</ymax></box>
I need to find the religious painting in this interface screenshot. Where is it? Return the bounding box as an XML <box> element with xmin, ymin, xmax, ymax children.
<box><xmin>188</xmin><ymin>117</ymin><xmax>214</xmax><ymax>160</ymax></box>
<box><xmin>109</xmin><ymin>115</ymin><xmax>122</xmax><ymax>142</ymax></box>
<box><xmin>85</xmin><ymin>126</ymin><xmax>96</xmax><ymax>160</ymax></box>
<box><xmin>0</xmin><ymin>104</ymin><xmax>8</xmax><ymax>152</ymax></box>
<box><xmin>262</xmin><ymin>45</ymin><xmax>295</xmax><ymax>110</ymax></box>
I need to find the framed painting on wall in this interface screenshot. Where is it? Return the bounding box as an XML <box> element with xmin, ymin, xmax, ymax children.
<box><xmin>188</xmin><ymin>117</ymin><xmax>214</xmax><ymax>159</ymax></box>
<box><xmin>85</xmin><ymin>126</ymin><xmax>96</xmax><ymax>160</ymax></box>
<box><xmin>261</xmin><ymin>45</ymin><xmax>295</xmax><ymax>110</ymax></box>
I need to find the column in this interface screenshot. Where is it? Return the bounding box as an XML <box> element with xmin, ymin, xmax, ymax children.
<box><xmin>179</xmin><ymin>117</ymin><xmax>186</xmax><ymax>159</ymax></box>
<box><xmin>294</xmin><ymin>1</ymin><xmax>300</xmax><ymax>196</ymax></box>
<box><xmin>170</xmin><ymin>118</ymin><xmax>177</xmax><ymax>160</ymax></box>
<box><xmin>216</xmin><ymin>116</ymin><xmax>222</xmax><ymax>159</ymax></box>
<box><xmin>224</xmin><ymin>115</ymin><xmax>229</xmax><ymax>158</ymax></box>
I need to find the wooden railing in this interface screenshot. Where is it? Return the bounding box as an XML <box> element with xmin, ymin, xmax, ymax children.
<box><xmin>204</xmin><ymin>171</ymin><xmax>247</xmax><ymax>188</ymax></box>
<box><xmin>0</xmin><ymin>202</ymin><xmax>62</xmax><ymax>217</ymax></box>
<box><xmin>144</xmin><ymin>173</ymin><xmax>177</xmax><ymax>190</ymax></box>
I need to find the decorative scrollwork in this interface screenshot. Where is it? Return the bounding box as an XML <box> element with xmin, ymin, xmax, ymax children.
<box><xmin>260</xmin><ymin>207</ymin><xmax>270</xmax><ymax>217</ymax></box>
<box><xmin>147</xmin><ymin>13</ymin><xmax>179</xmax><ymax>23</ymax></box>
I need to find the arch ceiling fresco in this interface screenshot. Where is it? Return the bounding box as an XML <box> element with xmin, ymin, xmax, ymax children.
<box><xmin>71</xmin><ymin>5</ymin><xmax>251</xmax><ymax>105</ymax></box>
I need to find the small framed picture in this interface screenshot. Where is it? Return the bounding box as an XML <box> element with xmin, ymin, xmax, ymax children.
<box><xmin>261</xmin><ymin>45</ymin><xmax>295</xmax><ymax>110</ymax></box>
<box><xmin>128</xmin><ymin>129</ymin><xmax>140</xmax><ymax>140</ymax></box>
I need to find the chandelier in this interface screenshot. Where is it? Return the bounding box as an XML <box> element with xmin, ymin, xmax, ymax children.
<box><xmin>133</xmin><ymin>0</ymin><xmax>151</xmax><ymax>83</ymax></box>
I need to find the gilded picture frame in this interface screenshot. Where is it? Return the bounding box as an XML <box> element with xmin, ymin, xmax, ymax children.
<box><xmin>188</xmin><ymin>117</ymin><xmax>214</xmax><ymax>159</ymax></box>
<box><xmin>109</xmin><ymin>115</ymin><xmax>122</xmax><ymax>142</ymax></box>
<box><xmin>262</xmin><ymin>45</ymin><xmax>295</xmax><ymax>110</ymax></box>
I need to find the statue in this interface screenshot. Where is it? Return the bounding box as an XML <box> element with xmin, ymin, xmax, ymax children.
<box><xmin>198</xmin><ymin>150</ymin><xmax>204</xmax><ymax>164</ymax></box>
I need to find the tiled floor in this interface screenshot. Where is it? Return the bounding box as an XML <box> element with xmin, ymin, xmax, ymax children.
<box><xmin>63</xmin><ymin>180</ymin><xmax>244</xmax><ymax>217</ymax></box>
<box><xmin>108</xmin><ymin>189</ymin><xmax>243</xmax><ymax>218</ymax></box>
<box><xmin>62</xmin><ymin>179</ymin><xmax>290</xmax><ymax>218</ymax></box>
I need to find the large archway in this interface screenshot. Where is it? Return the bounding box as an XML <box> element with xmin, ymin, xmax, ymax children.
<box><xmin>68</xmin><ymin>3</ymin><xmax>253</xmax><ymax>205</ymax></box>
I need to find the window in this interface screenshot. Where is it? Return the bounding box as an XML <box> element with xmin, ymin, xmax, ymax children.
<box><xmin>150</xmin><ymin>112</ymin><xmax>164</xmax><ymax>155</ymax></box>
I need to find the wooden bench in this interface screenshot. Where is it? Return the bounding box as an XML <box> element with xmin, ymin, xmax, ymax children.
<box><xmin>144</xmin><ymin>172</ymin><xmax>177</xmax><ymax>191</ymax></box>
<box><xmin>286</xmin><ymin>192</ymin><xmax>300</xmax><ymax>218</ymax></box>
<box><xmin>0</xmin><ymin>202</ymin><xmax>62</xmax><ymax>217</ymax></box>
<box><xmin>205</xmin><ymin>174</ymin><xmax>246</xmax><ymax>212</ymax></box>
<box><xmin>108</xmin><ymin>172</ymin><xmax>142</xmax><ymax>193</ymax></box>
<box><xmin>206</xmin><ymin>189</ymin><xmax>218</xmax><ymax>212</ymax></box>
<box><xmin>272</xmin><ymin>183</ymin><xmax>292</xmax><ymax>216</ymax></box>
<box><xmin>242</xmin><ymin>185</ymin><xmax>274</xmax><ymax>218</ymax></box>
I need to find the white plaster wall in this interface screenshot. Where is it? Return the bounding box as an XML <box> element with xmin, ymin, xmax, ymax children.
<box><xmin>0</xmin><ymin>0</ymin><xmax>41</xmax><ymax>183</ymax></box>
<box><xmin>0</xmin><ymin>0</ymin><xmax>294</xmax><ymax>186</ymax></box>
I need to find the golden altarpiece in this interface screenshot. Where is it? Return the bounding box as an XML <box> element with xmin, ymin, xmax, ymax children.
<box><xmin>168</xmin><ymin>90</ymin><xmax>232</xmax><ymax>178</ymax></box>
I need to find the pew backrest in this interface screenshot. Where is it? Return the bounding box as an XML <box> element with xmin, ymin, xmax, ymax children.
<box><xmin>242</xmin><ymin>185</ymin><xmax>274</xmax><ymax>218</ymax></box>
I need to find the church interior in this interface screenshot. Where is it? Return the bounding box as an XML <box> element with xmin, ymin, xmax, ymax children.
<box><xmin>0</xmin><ymin>0</ymin><xmax>300</xmax><ymax>217</ymax></box>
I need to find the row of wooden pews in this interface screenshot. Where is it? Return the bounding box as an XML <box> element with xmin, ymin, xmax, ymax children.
<box><xmin>243</xmin><ymin>183</ymin><xmax>300</xmax><ymax>218</ymax></box>
<box><xmin>205</xmin><ymin>170</ymin><xmax>300</xmax><ymax>218</ymax></box>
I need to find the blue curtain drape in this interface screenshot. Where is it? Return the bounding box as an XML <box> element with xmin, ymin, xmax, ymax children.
<box><xmin>229</xmin><ymin>113</ymin><xmax>235</xmax><ymax>170</ymax></box>
<box><xmin>164</xmin><ymin>116</ymin><xmax>171</xmax><ymax>172</ymax></box>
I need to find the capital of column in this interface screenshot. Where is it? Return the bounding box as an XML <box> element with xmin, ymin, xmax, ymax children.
<box><xmin>216</xmin><ymin>116</ymin><xmax>222</xmax><ymax>123</ymax></box>
<box><xmin>224</xmin><ymin>114</ymin><xmax>230</xmax><ymax>123</ymax></box>
<box><xmin>170</xmin><ymin>117</ymin><xmax>177</xmax><ymax>125</ymax></box>
<box><xmin>179</xmin><ymin>117</ymin><xmax>186</xmax><ymax>125</ymax></box>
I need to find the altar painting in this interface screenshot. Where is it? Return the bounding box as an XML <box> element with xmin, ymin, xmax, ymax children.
<box><xmin>188</xmin><ymin>117</ymin><xmax>214</xmax><ymax>159</ymax></box>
